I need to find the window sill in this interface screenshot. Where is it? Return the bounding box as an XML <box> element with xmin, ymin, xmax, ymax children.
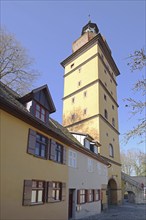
<box><xmin>30</xmin><ymin>202</ymin><xmax>44</xmax><ymax>206</ymax></box>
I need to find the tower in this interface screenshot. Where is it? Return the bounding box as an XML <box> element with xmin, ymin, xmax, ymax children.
<box><xmin>61</xmin><ymin>21</ymin><xmax>122</xmax><ymax>205</ymax></box>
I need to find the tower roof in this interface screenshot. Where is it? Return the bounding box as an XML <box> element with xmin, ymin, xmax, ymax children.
<box><xmin>81</xmin><ymin>21</ymin><xmax>99</xmax><ymax>35</ymax></box>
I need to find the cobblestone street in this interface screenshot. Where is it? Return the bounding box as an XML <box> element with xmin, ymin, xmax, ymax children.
<box><xmin>79</xmin><ymin>202</ymin><xmax>146</xmax><ymax>220</ymax></box>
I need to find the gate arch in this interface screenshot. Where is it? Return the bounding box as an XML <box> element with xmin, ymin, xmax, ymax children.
<box><xmin>108</xmin><ymin>178</ymin><xmax>118</xmax><ymax>205</ymax></box>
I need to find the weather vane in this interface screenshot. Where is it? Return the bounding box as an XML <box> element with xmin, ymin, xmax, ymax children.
<box><xmin>88</xmin><ymin>14</ymin><xmax>91</xmax><ymax>23</ymax></box>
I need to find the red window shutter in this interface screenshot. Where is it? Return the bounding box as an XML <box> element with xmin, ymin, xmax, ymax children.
<box><xmin>27</xmin><ymin>129</ymin><xmax>36</xmax><ymax>155</ymax></box>
<box><xmin>86</xmin><ymin>190</ymin><xmax>89</xmax><ymax>203</ymax></box>
<box><xmin>93</xmin><ymin>189</ymin><xmax>96</xmax><ymax>202</ymax></box>
<box><xmin>61</xmin><ymin>182</ymin><xmax>66</xmax><ymax>201</ymax></box>
<box><xmin>50</xmin><ymin>139</ymin><xmax>56</xmax><ymax>161</ymax></box>
<box><xmin>23</xmin><ymin>180</ymin><xmax>32</xmax><ymax>206</ymax></box>
<box><xmin>63</xmin><ymin>146</ymin><xmax>66</xmax><ymax>164</ymax></box>
<box><xmin>98</xmin><ymin>189</ymin><xmax>101</xmax><ymax>200</ymax></box>
<box><xmin>77</xmin><ymin>190</ymin><xmax>80</xmax><ymax>204</ymax></box>
<box><xmin>47</xmin><ymin>181</ymin><xmax>53</xmax><ymax>202</ymax></box>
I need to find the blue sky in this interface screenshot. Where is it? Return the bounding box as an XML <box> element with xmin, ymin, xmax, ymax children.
<box><xmin>1</xmin><ymin>0</ymin><xmax>145</xmax><ymax>153</ymax></box>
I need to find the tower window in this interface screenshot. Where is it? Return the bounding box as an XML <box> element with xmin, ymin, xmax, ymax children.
<box><xmin>104</xmin><ymin>109</ymin><xmax>108</xmax><ymax>119</ymax></box>
<box><xmin>104</xmin><ymin>94</ymin><xmax>107</xmax><ymax>101</ymax></box>
<box><xmin>78</xmin><ymin>67</ymin><xmax>81</xmax><ymax>73</ymax></box>
<box><xmin>109</xmin><ymin>144</ymin><xmax>114</xmax><ymax>157</ymax></box>
<box><xmin>83</xmin><ymin>108</ymin><xmax>87</xmax><ymax>115</ymax></box>
<box><xmin>78</xmin><ymin>81</ymin><xmax>81</xmax><ymax>86</ymax></box>
<box><xmin>112</xmin><ymin>105</ymin><xmax>114</xmax><ymax>110</ymax></box>
<box><xmin>111</xmin><ymin>91</ymin><xmax>113</xmax><ymax>95</ymax></box>
<box><xmin>71</xmin><ymin>114</ymin><xmax>75</xmax><ymax>121</ymax></box>
<box><xmin>84</xmin><ymin>91</ymin><xmax>87</xmax><ymax>97</ymax></box>
<box><xmin>70</xmin><ymin>63</ymin><xmax>74</xmax><ymax>68</ymax></box>
<box><xmin>112</xmin><ymin>118</ymin><xmax>115</xmax><ymax>127</ymax></box>
<box><xmin>72</xmin><ymin>97</ymin><xmax>75</xmax><ymax>103</ymax></box>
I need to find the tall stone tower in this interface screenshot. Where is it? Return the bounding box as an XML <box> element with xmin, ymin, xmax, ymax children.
<box><xmin>61</xmin><ymin>21</ymin><xmax>122</xmax><ymax>205</ymax></box>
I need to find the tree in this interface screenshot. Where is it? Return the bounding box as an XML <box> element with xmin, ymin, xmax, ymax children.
<box><xmin>124</xmin><ymin>49</ymin><xmax>146</xmax><ymax>143</ymax></box>
<box><xmin>0</xmin><ymin>27</ymin><xmax>39</xmax><ymax>95</ymax></box>
<box><xmin>121</xmin><ymin>150</ymin><xmax>146</xmax><ymax>176</ymax></box>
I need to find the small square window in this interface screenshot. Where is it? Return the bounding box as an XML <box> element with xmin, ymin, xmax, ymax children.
<box><xmin>72</xmin><ymin>97</ymin><xmax>75</xmax><ymax>103</ymax></box>
<box><xmin>83</xmin><ymin>108</ymin><xmax>87</xmax><ymax>115</ymax></box>
<box><xmin>71</xmin><ymin>63</ymin><xmax>74</xmax><ymax>68</ymax></box>
<box><xmin>78</xmin><ymin>81</ymin><xmax>81</xmax><ymax>86</ymax></box>
<box><xmin>84</xmin><ymin>91</ymin><xmax>87</xmax><ymax>97</ymax></box>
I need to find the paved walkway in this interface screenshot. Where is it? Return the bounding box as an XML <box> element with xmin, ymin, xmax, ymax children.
<box><xmin>79</xmin><ymin>202</ymin><xmax>146</xmax><ymax>220</ymax></box>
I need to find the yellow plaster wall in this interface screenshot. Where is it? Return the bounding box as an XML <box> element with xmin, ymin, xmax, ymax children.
<box><xmin>0</xmin><ymin>110</ymin><xmax>68</xmax><ymax>220</ymax></box>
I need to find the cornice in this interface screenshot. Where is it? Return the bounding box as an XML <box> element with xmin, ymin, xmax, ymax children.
<box><xmin>64</xmin><ymin>113</ymin><xmax>120</xmax><ymax>135</ymax></box>
<box><xmin>61</xmin><ymin>33</ymin><xmax>120</xmax><ymax>76</ymax></box>
<box><xmin>63</xmin><ymin>78</ymin><xmax>119</xmax><ymax>108</ymax></box>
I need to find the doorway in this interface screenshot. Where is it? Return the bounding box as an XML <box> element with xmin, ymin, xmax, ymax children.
<box><xmin>107</xmin><ymin>179</ymin><xmax>118</xmax><ymax>205</ymax></box>
<box><xmin>68</xmin><ymin>189</ymin><xmax>75</xmax><ymax>219</ymax></box>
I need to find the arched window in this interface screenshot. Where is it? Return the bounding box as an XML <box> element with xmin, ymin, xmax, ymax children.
<box><xmin>109</xmin><ymin>144</ymin><xmax>114</xmax><ymax>157</ymax></box>
<box><xmin>112</xmin><ymin>118</ymin><xmax>115</xmax><ymax>127</ymax></box>
<box><xmin>104</xmin><ymin>109</ymin><xmax>108</xmax><ymax>119</ymax></box>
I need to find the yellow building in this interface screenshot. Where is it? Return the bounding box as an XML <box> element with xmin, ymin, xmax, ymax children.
<box><xmin>61</xmin><ymin>21</ymin><xmax>122</xmax><ymax>207</ymax></box>
<box><xmin>0</xmin><ymin>83</ymin><xmax>70</xmax><ymax>220</ymax></box>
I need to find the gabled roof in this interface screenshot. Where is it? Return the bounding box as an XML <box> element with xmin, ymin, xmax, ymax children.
<box><xmin>19</xmin><ymin>84</ymin><xmax>56</xmax><ymax>113</ymax></box>
<box><xmin>0</xmin><ymin>82</ymin><xmax>110</xmax><ymax>166</ymax></box>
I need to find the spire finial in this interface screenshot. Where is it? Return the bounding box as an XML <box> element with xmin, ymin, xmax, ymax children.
<box><xmin>88</xmin><ymin>14</ymin><xmax>91</xmax><ymax>23</ymax></box>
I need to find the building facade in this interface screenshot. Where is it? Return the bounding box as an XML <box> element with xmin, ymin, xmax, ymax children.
<box><xmin>61</xmin><ymin>21</ymin><xmax>122</xmax><ymax>206</ymax></box>
<box><xmin>0</xmin><ymin>83</ymin><xmax>109</xmax><ymax>220</ymax></box>
<box><xmin>68</xmin><ymin>132</ymin><xmax>109</xmax><ymax>219</ymax></box>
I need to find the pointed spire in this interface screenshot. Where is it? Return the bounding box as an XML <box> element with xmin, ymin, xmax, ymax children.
<box><xmin>88</xmin><ymin>14</ymin><xmax>91</xmax><ymax>23</ymax></box>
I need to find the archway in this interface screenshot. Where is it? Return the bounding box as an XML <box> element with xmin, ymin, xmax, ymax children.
<box><xmin>107</xmin><ymin>178</ymin><xmax>118</xmax><ymax>205</ymax></box>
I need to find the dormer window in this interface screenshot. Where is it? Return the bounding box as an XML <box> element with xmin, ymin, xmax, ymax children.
<box><xmin>84</xmin><ymin>139</ymin><xmax>90</xmax><ymax>149</ymax></box>
<box><xmin>35</xmin><ymin>103</ymin><xmax>46</xmax><ymax>122</ymax></box>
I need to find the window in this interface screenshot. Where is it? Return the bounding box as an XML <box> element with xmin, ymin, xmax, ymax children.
<box><xmin>112</xmin><ymin>105</ymin><xmax>114</xmax><ymax>110</ymax></box>
<box><xmin>50</xmin><ymin>139</ymin><xmax>65</xmax><ymax>164</ymax></box>
<box><xmin>71</xmin><ymin>63</ymin><xmax>74</xmax><ymax>68</ymax></box>
<box><xmin>35</xmin><ymin>134</ymin><xmax>47</xmax><ymax>158</ymax></box>
<box><xmin>104</xmin><ymin>109</ymin><xmax>108</xmax><ymax>119</ymax></box>
<box><xmin>112</xmin><ymin>118</ymin><xmax>115</xmax><ymax>127</ymax></box>
<box><xmin>68</xmin><ymin>150</ymin><xmax>77</xmax><ymax>168</ymax></box>
<box><xmin>87</xmin><ymin>158</ymin><xmax>93</xmax><ymax>172</ymax></box>
<box><xmin>78</xmin><ymin>81</ymin><xmax>81</xmax><ymax>86</ymax></box>
<box><xmin>35</xmin><ymin>103</ymin><xmax>46</xmax><ymax>122</ymax></box>
<box><xmin>52</xmin><ymin>182</ymin><xmax>61</xmax><ymax>201</ymax></box>
<box><xmin>84</xmin><ymin>138</ymin><xmax>90</xmax><ymax>149</ymax></box>
<box><xmin>94</xmin><ymin>189</ymin><xmax>100</xmax><ymax>201</ymax></box>
<box><xmin>90</xmin><ymin>143</ymin><xmax>94</xmax><ymax>153</ymax></box>
<box><xmin>88</xmin><ymin>189</ymin><xmax>94</xmax><ymax>202</ymax></box>
<box><xmin>83</xmin><ymin>108</ymin><xmax>87</xmax><ymax>115</ymax></box>
<box><xmin>27</xmin><ymin>129</ymin><xmax>66</xmax><ymax>164</ymax></box>
<box><xmin>84</xmin><ymin>91</ymin><xmax>87</xmax><ymax>97</ymax></box>
<box><xmin>109</xmin><ymin>144</ymin><xmax>114</xmax><ymax>157</ymax></box>
<box><xmin>23</xmin><ymin>180</ymin><xmax>66</xmax><ymax>206</ymax></box>
<box><xmin>104</xmin><ymin>69</ymin><xmax>106</xmax><ymax>74</ymax></box>
<box><xmin>31</xmin><ymin>180</ymin><xmax>45</xmax><ymax>204</ymax></box>
<box><xmin>71</xmin><ymin>114</ymin><xmax>75</xmax><ymax>121</ymax></box>
<box><xmin>111</xmin><ymin>91</ymin><xmax>113</xmax><ymax>95</ymax></box>
<box><xmin>78</xmin><ymin>67</ymin><xmax>81</xmax><ymax>73</ymax></box>
<box><xmin>104</xmin><ymin>94</ymin><xmax>107</xmax><ymax>101</ymax></box>
<box><xmin>72</xmin><ymin>97</ymin><xmax>75</xmax><ymax>103</ymax></box>
<box><xmin>77</xmin><ymin>189</ymin><xmax>86</xmax><ymax>204</ymax></box>
<box><xmin>23</xmin><ymin>180</ymin><xmax>45</xmax><ymax>205</ymax></box>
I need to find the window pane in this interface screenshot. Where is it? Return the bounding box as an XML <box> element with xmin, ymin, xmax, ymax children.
<box><xmin>52</xmin><ymin>190</ymin><xmax>55</xmax><ymax>199</ymax></box>
<box><xmin>38</xmin><ymin>190</ymin><xmax>43</xmax><ymax>202</ymax></box>
<box><xmin>31</xmin><ymin>190</ymin><xmax>36</xmax><ymax>203</ymax></box>
<box><xmin>36</xmin><ymin>111</ymin><xmax>40</xmax><ymax>118</ymax></box>
<box><xmin>41</xmin><ymin>145</ymin><xmax>45</xmax><ymax>157</ymax></box>
<box><xmin>35</xmin><ymin>143</ymin><xmax>40</xmax><ymax>156</ymax></box>
<box><xmin>41</xmin><ymin>114</ymin><xmax>45</xmax><ymax>122</ymax></box>
<box><xmin>38</xmin><ymin>181</ymin><xmax>43</xmax><ymax>188</ymax></box>
<box><xmin>56</xmin><ymin>190</ymin><xmax>60</xmax><ymax>200</ymax></box>
<box><xmin>32</xmin><ymin>181</ymin><xmax>37</xmax><ymax>188</ymax></box>
<box><xmin>36</xmin><ymin>104</ymin><xmax>40</xmax><ymax>111</ymax></box>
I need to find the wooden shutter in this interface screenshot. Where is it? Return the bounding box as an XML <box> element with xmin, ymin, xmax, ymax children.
<box><xmin>61</xmin><ymin>182</ymin><xmax>66</xmax><ymax>201</ymax></box>
<box><xmin>23</xmin><ymin>180</ymin><xmax>32</xmax><ymax>206</ymax></box>
<box><xmin>93</xmin><ymin>189</ymin><xmax>96</xmax><ymax>202</ymax></box>
<box><xmin>50</xmin><ymin>139</ymin><xmax>56</xmax><ymax>161</ymax></box>
<box><xmin>63</xmin><ymin>146</ymin><xmax>66</xmax><ymax>164</ymax></box>
<box><xmin>85</xmin><ymin>190</ymin><xmax>89</xmax><ymax>203</ymax></box>
<box><xmin>47</xmin><ymin>181</ymin><xmax>53</xmax><ymax>202</ymax></box>
<box><xmin>27</xmin><ymin>129</ymin><xmax>36</xmax><ymax>155</ymax></box>
<box><xmin>77</xmin><ymin>190</ymin><xmax>80</xmax><ymax>204</ymax></box>
<box><xmin>98</xmin><ymin>189</ymin><xmax>101</xmax><ymax>200</ymax></box>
